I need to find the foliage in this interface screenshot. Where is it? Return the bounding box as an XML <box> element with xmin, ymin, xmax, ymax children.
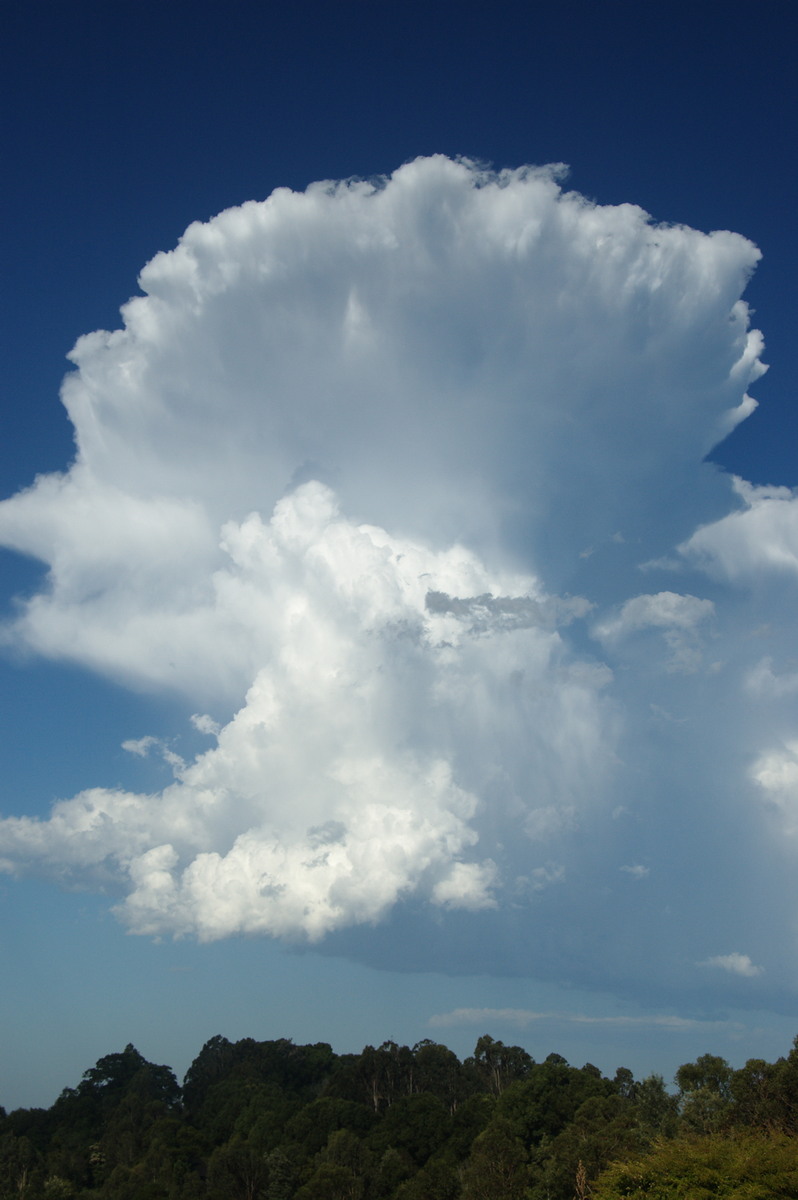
<box><xmin>592</xmin><ymin>1130</ymin><xmax>798</xmax><ymax>1198</ymax></box>
<box><xmin>2</xmin><ymin>1035</ymin><xmax>798</xmax><ymax>1199</ymax></box>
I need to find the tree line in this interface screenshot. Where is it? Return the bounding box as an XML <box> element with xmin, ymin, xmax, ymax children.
<box><xmin>2</xmin><ymin>1031</ymin><xmax>798</xmax><ymax>1198</ymax></box>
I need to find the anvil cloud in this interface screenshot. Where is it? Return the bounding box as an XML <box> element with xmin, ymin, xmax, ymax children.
<box><xmin>1</xmin><ymin>158</ymin><xmax>793</xmax><ymax>1001</ymax></box>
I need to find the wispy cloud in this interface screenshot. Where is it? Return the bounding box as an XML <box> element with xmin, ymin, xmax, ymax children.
<box><xmin>592</xmin><ymin>592</ymin><xmax>715</xmax><ymax>671</ymax></box>
<box><xmin>620</xmin><ymin>864</ymin><xmax>650</xmax><ymax>879</ymax></box>
<box><xmin>429</xmin><ymin>1007</ymin><xmax>738</xmax><ymax>1032</ymax></box>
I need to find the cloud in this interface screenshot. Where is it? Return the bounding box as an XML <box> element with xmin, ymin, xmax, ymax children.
<box><xmin>752</xmin><ymin>741</ymin><xmax>798</xmax><ymax>836</ymax></box>
<box><xmin>519</xmin><ymin>863</ymin><xmax>567</xmax><ymax>893</ymax></box>
<box><xmin>0</xmin><ymin>482</ymin><xmax>609</xmax><ymax>939</ymax></box>
<box><xmin>594</xmin><ymin>593</ymin><xmax>714</xmax><ymax>640</ymax></box>
<box><xmin>122</xmin><ymin>736</ymin><xmax>185</xmax><ymax>769</ymax></box>
<box><xmin>122</xmin><ymin>736</ymin><xmax>160</xmax><ymax>758</ymax></box>
<box><xmin>746</xmin><ymin>659</ymin><xmax>798</xmax><ymax>700</ymax></box>
<box><xmin>428</xmin><ymin>1007</ymin><xmax>737</xmax><ymax>1031</ymax></box>
<box><xmin>592</xmin><ymin>591</ymin><xmax>715</xmax><ymax>670</ymax></box>
<box><xmin>620</xmin><ymin>864</ymin><xmax>649</xmax><ymax>879</ymax></box>
<box><xmin>699</xmin><ymin>953</ymin><xmax>764</xmax><ymax>979</ymax></box>
<box><xmin>680</xmin><ymin>478</ymin><xmax>798</xmax><ymax>581</ymax></box>
<box><xmin>432</xmin><ymin>861</ymin><xmax>499</xmax><ymax>910</ymax></box>
<box><xmin>0</xmin><ymin>156</ymin><xmax>762</xmax><ymax>700</ymax></box>
<box><xmin>1</xmin><ymin>156</ymin><xmax>791</xmax><ymax>999</ymax></box>
<box><xmin>190</xmin><ymin>713</ymin><xmax>221</xmax><ymax>737</ymax></box>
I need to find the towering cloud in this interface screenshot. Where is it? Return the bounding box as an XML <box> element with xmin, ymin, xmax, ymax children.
<box><xmin>1</xmin><ymin>158</ymin><xmax>792</xmax><ymax>1001</ymax></box>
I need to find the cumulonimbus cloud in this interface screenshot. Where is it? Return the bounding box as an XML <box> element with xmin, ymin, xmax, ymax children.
<box><xmin>1</xmin><ymin>155</ymin><xmax>790</xmax><ymax>972</ymax></box>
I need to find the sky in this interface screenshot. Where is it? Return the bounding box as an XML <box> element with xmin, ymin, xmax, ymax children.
<box><xmin>1</xmin><ymin>0</ymin><xmax>798</xmax><ymax>1111</ymax></box>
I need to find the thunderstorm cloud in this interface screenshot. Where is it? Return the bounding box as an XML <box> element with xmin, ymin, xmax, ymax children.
<box><xmin>0</xmin><ymin>157</ymin><xmax>794</xmax><ymax>1003</ymax></box>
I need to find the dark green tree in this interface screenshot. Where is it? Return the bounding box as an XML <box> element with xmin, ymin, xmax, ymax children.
<box><xmin>207</xmin><ymin>1138</ymin><xmax>270</xmax><ymax>1200</ymax></box>
<box><xmin>466</xmin><ymin>1036</ymin><xmax>532</xmax><ymax>1097</ymax></box>
<box><xmin>495</xmin><ymin>1056</ymin><xmax>613</xmax><ymax>1147</ymax></box>
<box><xmin>412</xmin><ymin>1041</ymin><xmax>472</xmax><ymax>1112</ymax></box>
<box><xmin>528</xmin><ymin>1093</ymin><xmax>641</xmax><ymax>1200</ymax></box>
<box><xmin>0</xmin><ymin>1131</ymin><xmax>44</xmax><ymax>1200</ymax></box>
<box><xmin>460</xmin><ymin>1116</ymin><xmax>529</xmax><ymax>1200</ymax></box>
<box><xmin>366</xmin><ymin>1093</ymin><xmax>451</xmax><ymax>1167</ymax></box>
<box><xmin>730</xmin><ymin>1057</ymin><xmax>784</xmax><ymax>1131</ymax></box>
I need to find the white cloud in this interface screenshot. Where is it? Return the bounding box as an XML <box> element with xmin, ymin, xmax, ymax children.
<box><xmin>592</xmin><ymin>592</ymin><xmax>714</xmax><ymax>670</ymax></box>
<box><xmin>681</xmin><ymin>477</ymin><xmax>798</xmax><ymax>581</ymax></box>
<box><xmin>432</xmin><ymin>861</ymin><xmax>498</xmax><ymax>910</ymax></box>
<box><xmin>190</xmin><ymin>713</ymin><xmax>221</xmax><ymax>737</ymax></box>
<box><xmin>122</xmin><ymin>736</ymin><xmax>184</xmax><ymax>770</ymax></box>
<box><xmin>745</xmin><ymin>658</ymin><xmax>798</xmax><ymax>700</ymax></box>
<box><xmin>752</xmin><ymin>741</ymin><xmax>798</xmax><ymax>835</ymax></box>
<box><xmin>0</xmin><ymin>483</ymin><xmax>610</xmax><ymax>939</ymax></box>
<box><xmin>0</xmin><ymin>158</ymin><xmax>762</xmax><ymax>698</ymax></box>
<box><xmin>699</xmin><ymin>953</ymin><xmax>764</xmax><ymax>978</ymax></box>
<box><xmin>0</xmin><ymin>155</ymin><xmax>784</xmax><ymax>969</ymax></box>
<box><xmin>594</xmin><ymin>592</ymin><xmax>715</xmax><ymax>639</ymax></box>
<box><xmin>122</xmin><ymin>736</ymin><xmax>160</xmax><ymax>758</ymax></box>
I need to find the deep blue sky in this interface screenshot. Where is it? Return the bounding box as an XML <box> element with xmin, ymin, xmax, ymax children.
<box><xmin>1</xmin><ymin>0</ymin><xmax>797</xmax><ymax>1109</ymax></box>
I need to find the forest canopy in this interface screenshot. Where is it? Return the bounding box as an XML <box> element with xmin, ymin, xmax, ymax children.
<box><xmin>3</xmin><ymin>1033</ymin><xmax>798</xmax><ymax>1199</ymax></box>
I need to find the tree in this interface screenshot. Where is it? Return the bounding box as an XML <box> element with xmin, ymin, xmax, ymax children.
<box><xmin>413</xmin><ymin>1040</ymin><xmax>472</xmax><ymax>1112</ymax></box>
<box><xmin>365</xmin><ymin>1093</ymin><xmax>451</xmax><ymax>1167</ymax></box>
<box><xmin>80</xmin><ymin>1045</ymin><xmax>178</xmax><ymax>1108</ymax></box>
<box><xmin>772</xmin><ymin>1035</ymin><xmax>798</xmax><ymax>1131</ymax></box>
<box><xmin>613</xmin><ymin>1067</ymin><xmax>637</xmax><ymax>1102</ymax></box>
<box><xmin>207</xmin><ymin>1139</ymin><xmax>269</xmax><ymax>1200</ymax></box>
<box><xmin>0</xmin><ymin>1132</ymin><xmax>43</xmax><ymax>1200</ymax></box>
<box><xmin>282</xmin><ymin>1098</ymin><xmax>374</xmax><ymax>1161</ymax></box>
<box><xmin>182</xmin><ymin>1035</ymin><xmax>236</xmax><ymax>1116</ymax></box>
<box><xmin>675</xmin><ymin>1053</ymin><xmax>732</xmax><ymax>1099</ymax></box>
<box><xmin>592</xmin><ymin>1130</ymin><xmax>798</xmax><ymax>1198</ymax></box>
<box><xmin>527</xmin><ymin>1094</ymin><xmax>640</xmax><ymax>1200</ymax></box>
<box><xmin>467</xmin><ymin>1036</ymin><xmax>533</xmax><ymax>1097</ymax></box>
<box><xmin>634</xmin><ymin>1073</ymin><xmax>679</xmax><ymax>1138</ymax></box>
<box><xmin>460</xmin><ymin>1117</ymin><xmax>529</xmax><ymax>1200</ymax></box>
<box><xmin>443</xmin><ymin>1092</ymin><xmax>496</xmax><ymax>1163</ymax></box>
<box><xmin>496</xmin><ymin>1058</ymin><xmax>613</xmax><ymax>1148</ymax></box>
<box><xmin>730</xmin><ymin>1058</ymin><xmax>784</xmax><ymax>1132</ymax></box>
<box><xmin>371</xmin><ymin>1146</ymin><xmax>414</xmax><ymax>1198</ymax></box>
<box><xmin>354</xmin><ymin>1043</ymin><xmax>415</xmax><ymax>1112</ymax></box>
<box><xmin>676</xmin><ymin>1054</ymin><xmax>733</xmax><ymax>1135</ymax></box>
<box><xmin>394</xmin><ymin>1157</ymin><xmax>460</xmax><ymax>1200</ymax></box>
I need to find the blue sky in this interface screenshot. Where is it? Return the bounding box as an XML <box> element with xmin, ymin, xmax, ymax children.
<box><xmin>1</xmin><ymin>0</ymin><xmax>798</xmax><ymax>1110</ymax></box>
